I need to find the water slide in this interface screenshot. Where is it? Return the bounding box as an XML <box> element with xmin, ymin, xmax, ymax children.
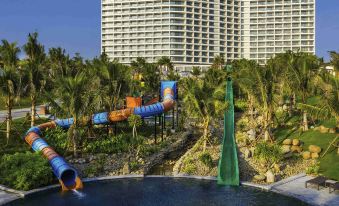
<box><xmin>23</xmin><ymin>81</ymin><xmax>177</xmax><ymax>191</ymax></box>
<box><xmin>217</xmin><ymin>78</ymin><xmax>240</xmax><ymax>186</ymax></box>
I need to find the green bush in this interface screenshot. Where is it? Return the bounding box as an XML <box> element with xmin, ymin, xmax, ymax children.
<box><xmin>84</xmin><ymin>134</ymin><xmax>130</xmax><ymax>154</ymax></box>
<box><xmin>198</xmin><ymin>152</ymin><xmax>213</xmax><ymax>168</ymax></box>
<box><xmin>44</xmin><ymin>127</ymin><xmax>68</xmax><ymax>155</ymax></box>
<box><xmin>254</xmin><ymin>142</ymin><xmax>283</xmax><ymax>165</ymax></box>
<box><xmin>129</xmin><ymin>161</ymin><xmax>139</xmax><ymax>171</ymax></box>
<box><xmin>182</xmin><ymin>157</ymin><xmax>197</xmax><ymax>174</ymax></box>
<box><xmin>0</xmin><ymin>152</ymin><xmax>54</xmax><ymax>190</ymax></box>
<box><xmin>235</xmin><ymin>99</ymin><xmax>248</xmax><ymax>112</ymax></box>
<box><xmin>306</xmin><ymin>161</ymin><xmax>320</xmax><ymax>175</ymax></box>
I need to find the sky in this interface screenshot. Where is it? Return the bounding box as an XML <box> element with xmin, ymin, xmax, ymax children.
<box><xmin>0</xmin><ymin>0</ymin><xmax>338</xmax><ymax>61</ymax></box>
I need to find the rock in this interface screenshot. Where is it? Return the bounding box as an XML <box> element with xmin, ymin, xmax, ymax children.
<box><xmin>282</xmin><ymin>139</ymin><xmax>292</xmax><ymax>145</ymax></box>
<box><xmin>309</xmin><ymin>145</ymin><xmax>322</xmax><ymax>153</ymax></box>
<box><xmin>328</xmin><ymin>128</ymin><xmax>336</xmax><ymax>134</ymax></box>
<box><xmin>319</xmin><ymin>125</ymin><xmax>329</xmax><ymax>133</ymax></box>
<box><xmin>254</xmin><ymin>175</ymin><xmax>266</xmax><ymax>181</ymax></box>
<box><xmin>247</xmin><ymin>129</ymin><xmax>256</xmax><ymax>141</ymax></box>
<box><xmin>281</xmin><ymin>145</ymin><xmax>291</xmax><ymax>154</ymax></box>
<box><xmin>266</xmin><ymin>170</ymin><xmax>275</xmax><ymax>183</ymax></box>
<box><xmin>292</xmin><ymin>139</ymin><xmax>300</xmax><ymax>146</ymax></box>
<box><xmin>123</xmin><ymin>163</ymin><xmax>130</xmax><ymax>175</ymax></box>
<box><xmin>311</xmin><ymin>152</ymin><xmax>319</xmax><ymax>159</ymax></box>
<box><xmin>291</xmin><ymin>145</ymin><xmax>302</xmax><ymax>153</ymax></box>
<box><xmin>302</xmin><ymin>151</ymin><xmax>311</xmax><ymax>160</ymax></box>
<box><xmin>244</xmin><ymin>148</ymin><xmax>252</xmax><ymax>159</ymax></box>
<box><xmin>273</xmin><ymin>163</ymin><xmax>281</xmax><ymax>172</ymax></box>
<box><xmin>283</xmin><ymin>153</ymin><xmax>293</xmax><ymax>159</ymax></box>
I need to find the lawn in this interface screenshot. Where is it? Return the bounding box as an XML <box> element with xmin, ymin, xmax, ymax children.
<box><xmin>274</xmin><ymin>126</ymin><xmax>338</xmax><ymax>180</ymax></box>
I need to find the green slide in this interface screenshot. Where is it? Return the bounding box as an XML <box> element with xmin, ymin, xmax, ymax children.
<box><xmin>217</xmin><ymin>78</ymin><xmax>240</xmax><ymax>186</ymax></box>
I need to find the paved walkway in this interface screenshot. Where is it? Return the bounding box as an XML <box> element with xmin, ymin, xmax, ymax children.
<box><xmin>0</xmin><ymin>107</ymin><xmax>41</xmax><ymax>122</ymax></box>
<box><xmin>271</xmin><ymin>174</ymin><xmax>339</xmax><ymax>206</ymax></box>
<box><xmin>0</xmin><ymin>190</ymin><xmax>21</xmax><ymax>205</ymax></box>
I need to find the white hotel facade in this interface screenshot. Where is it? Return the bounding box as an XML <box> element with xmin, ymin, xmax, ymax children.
<box><xmin>101</xmin><ymin>0</ymin><xmax>315</xmax><ymax>71</ymax></box>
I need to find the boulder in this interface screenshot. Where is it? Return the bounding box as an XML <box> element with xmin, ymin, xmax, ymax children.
<box><xmin>302</xmin><ymin>151</ymin><xmax>311</xmax><ymax>160</ymax></box>
<box><xmin>266</xmin><ymin>170</ymin><xmax>275</xmax><ymax>183</ymax></box>
<box><xmin>273</xmin><ymin>163</ymin><xmax>281</xmax><ymax>173</ymax></box>
<box><xmin>291</xmin><ymin>145</ymin><xmax>302</xmax><ymax>153</ymax></box>
<box><xmin>292</xmin><ymin>139</ymin><xmax>300</xmax><ymax>146</ymax></box>
<box><xmin>281</xmin><ymin>145</ymin><xmax>291</xmax><ymax>154</ymax></box>
<box><xmin>328</xmin><ymin>128</ymin><xmax>336</xmax><ymax>134</ymax></box>
<box><xmin>309</xmin><ymin>145</ymin><xmax>322</xmax><ymax>154</ymax></box>
<box><xmin>319</xmin><ymin>125</ymin><xmax>329</xmax><ymax>133</ymax></box>
<box><xmin>311</xmin><ymin>152</ymin><xmax>319</xmax><ymax>159</ymax></box>
<box><xmin>254</xmin><ymin>175</ymin><xmax>266</xmax><ymax>181</ymax></box>
<box><xmin>282</xmin><ymin>139</ymin><xmax>292</xmax><ymax>145</ymax></box>
<box><xmin>247</xmin><ymin>129</ymin><xmax>256</xmax><ymax>141</ymax></box>
<box><xmin>123</xmin><ymin>163</ymin><xmax>130</xmax><ymax>175</ymax></box>
<box><xmin>244</xmin><ymin>148</ymin><xmax>252</xmax><ymax>159</ymax></box>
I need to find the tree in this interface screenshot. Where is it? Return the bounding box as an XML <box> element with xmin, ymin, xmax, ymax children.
<box><xmin>190</xmin><ymin>66</ymin><xmax>201</xmax><ymax>78</ymax></box>
<box><xmin>0</xmin><ymin>40</ymin><xmax>21</xmax><ymax>143</ymax></box>
<box><xmin>298</xmin><ymin>73</ymin><xmax>339</xmax><ymax>127</ymax></box>
<box><xmin>141</xmin><ymin>63</ymin><xmax>161</xmax><ymax>96</ymax></box>
<box><xmin>329</xmin><ymin>51</ymin><xmax>339</xmax><ymax>74</ymax></box>
<box><xmin>128</xmin><ymin>114</ymin><xmax>142</xmax><ymax>139</ymax></box>
<box><xmin>284</xmin><ymin>52</ymin><xmax>320</xmax><ymax>131</ymax></box>
<box><xmin>49</xmin><ymin>72</ymin><xmax>99</xmax><ymax>157</ymax></box>
<box><xmin>157</xmin><ymin>56</ymin><xmax>174</xmax><ymax>77</ymax></box>
<box><xmin>23</xmin><ymin>32</ymin><xmax>46</xmax><ymax>127</ymax></box>
<box><xmin>182</xmin><ymin>77</ymin><xmax>227</xmax><ymax>151</ymax></box>
<box><xmin>211</xmin><ymin>55</ymin><xmax>225</xmax><ymax>70</ymax></box>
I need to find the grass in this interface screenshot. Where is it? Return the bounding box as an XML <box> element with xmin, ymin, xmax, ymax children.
<box><xmin>274</xmin><ymin>125</ymin><xmax>338</xmax><ymax>180</ymax></box>
<box><xmin>0</xmin><ymin>96</ymin><xmax>43</xmax><ymax>110</ymax></box>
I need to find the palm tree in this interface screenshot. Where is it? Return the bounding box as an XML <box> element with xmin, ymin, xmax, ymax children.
<box><xmin>298</xmin><ymin>73</ymin><xmax>339</xmax><ymax>128</ymax></box>
<box><xmin>23</xmin><ymin>32</ymin><xmax>46</xmax><ymax>127</ymax></box>
<box><xmin>0</xmin><ymin>40</ymin><xmax>21</xmax><ymax>143</ymax></box>
<box><xmin>212</xmin><ymin>55</ymin><xmax>225</xmax><ymax>70</ymax></box>
<box><xmin>50</xmin><ymin>72</ymin><xmax>98</xmax><ymax>157</ymax></box>
<box><xmin>329</xmin><ymin>51</ymin><xmax>339</xmax><ymax>75</ymax></box>
<box><xmin>284</xmin><ymin>52</ymin><xmax>320</xmax><ymax>131</ymax></box>
<box><xmin>182</xmin><ymin>77</ymin><xmax>227</xmax><ymax>151</ymax></box>
<box><xmin>157</xmin><ymin>56</ymin><xmax>174</xmax><ymax>77</ymax></box>
<box><xmin>190</xmin><ymin>66</ymin><xmax>201</xmax><ymax>78</ymax></box>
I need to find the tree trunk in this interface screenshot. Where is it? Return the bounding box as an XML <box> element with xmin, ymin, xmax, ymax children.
<box><xmin>31</xmin><ymin>97</ymin><xmax>36</xmax><ymax>127</ymax></box>
<box><xmin>73</xmin><ymin>128</ymin><xmax>78</xmax><ymax>158</ymax></box>
<box><xmin>288</xmin><ymin>95</ymin><xmax>294</xmax><ymax>117</ymax></box>
<box><xmin>303</xmin><ymin>111</ymin><xmax>309</xmax><ymax>131</ymax></box>
<box><xmin>203</xmin><ymin>123</ymin><xmax>209</xmax><ymax>152</ymax></box>
<box><xmin>6</xmin><ymin>98</ymin><xmax>12</xmax><ymax>144</ymax></box>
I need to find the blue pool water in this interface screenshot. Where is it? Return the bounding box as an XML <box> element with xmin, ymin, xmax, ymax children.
<box><xmin>8</xmin><ymin>177</ymin><xmax>308</xmax><ymax>206</ymax></box>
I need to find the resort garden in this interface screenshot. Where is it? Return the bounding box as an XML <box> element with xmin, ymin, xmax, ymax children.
<box><xmin>0</xmin><ymin>33</ymin><xmax>338</xmax><ymax>193</ymax></box>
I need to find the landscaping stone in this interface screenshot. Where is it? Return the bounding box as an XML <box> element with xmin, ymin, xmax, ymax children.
<box><xmin>266</xmin><ymin>170</ymin><xmax>275</xmax><ymax>183</ymax></box>
<box><xmin>302</xmin><ymin>151</ymin><xmax>311</xmax><ymax>160</ymax></box>
<box><xmin>309</xmin><ymin>145</ymin><xmax>321</xmax><ymax>153</ymax></box>
<box><xmin>319</xmin><ymin>125</ymin><xmax>329</xmax><ymax>133</ymax></box>
<box><xmin>123</xmin><ymin>163</ymin><xmax>130</xmax><ymax>175</ymax></box>
<box><xmin>244</xmin><ymin>148</ymin><xmax>252</xmax><ymax>159</ymax></box>
<box><xmin>291</xmin><ymin>145</ymin><xmax>302</xmax><ymax>153</ymax></box>
<box><xmin>292</xmin><ymin>139</ymin><xmax>300</xmax><ymax>146</ymax></box>
<box><xmin>281</xmin><ymin>145</ymin><xmax>291</xmax><ymax>154</ymax></box>
<box><xmin>328</xmin><ymin>128</ymin><xmax>336</xmax><ymax>134</ymax></box>
<box><xmin>273</xmin><ymin>163</ymin><xmax>281</xmax><ymax>172</ymax></box>
<box><xmin>311</xmin><ymin>152</ymin><xmax>319</xmax><ymax>159</ymax></box>
<box><xmin>247</xmin><ymin>129</ymin><xmax>256</xmax><ymax>141</ymax></box>
<box><xmin>282</xmin><ymin>139</ymin><xmax>292</xmax><ymax>145</ymax></box>
<box><xmin>254</xmin><ymin>174</ymin><xmax>266</xmax><ymax>181</ymax></box>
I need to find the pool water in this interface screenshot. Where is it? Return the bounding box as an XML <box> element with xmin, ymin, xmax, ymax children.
<box><xmin>8</xmin><ymin>177</ymin><xmax>308</xmax><ymax>206</ymax></box>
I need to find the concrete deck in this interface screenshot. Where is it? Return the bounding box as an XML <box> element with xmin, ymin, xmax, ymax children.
<box><xmin>271</xmin><ymin>174</ymin><xmax>339</xmax><ymax>206</ymax></box>
<box><xmin>0</xmin><ymin>190</ymin><xmax>21</xmax><ymax>205</ymax></box>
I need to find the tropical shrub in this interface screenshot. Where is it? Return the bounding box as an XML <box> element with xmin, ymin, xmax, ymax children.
<box><xmin>306</xmin><ymin>161</ymin><xmax>320</xmax><ymax>175</ymax></box>
<box><xmin>254</xmin><ymin>142</ymin><xmax>283</xmax><ymax>165</ymax></box>
<box><xmin>198</xmin><ymin>152</ymin><xmax>213</xmax><ymax>168</ymax></box>
<box><xmin>0</xmin><ymin>152</ymin><xmax>54</xmax><ymax>190</ymax></box>
<box><xmin>84</xmin><ymin>134</ymin><xmax>130</xmax><ymax>154</ymax></box>
<box><xmin>182</xmin><ymin>157</ymin><xmax>197</xmax><ymax>174</ymax></box>
<box><xmin>44</xmin><ymin>127</ymin><xmax>68</xmax><ymax>155</ymax></box>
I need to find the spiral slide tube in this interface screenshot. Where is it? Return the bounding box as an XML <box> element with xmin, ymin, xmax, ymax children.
<box><xmin>23</xmin><ymin>81</ymin><xmax>177</xmax><ymax>191</ymax></box>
